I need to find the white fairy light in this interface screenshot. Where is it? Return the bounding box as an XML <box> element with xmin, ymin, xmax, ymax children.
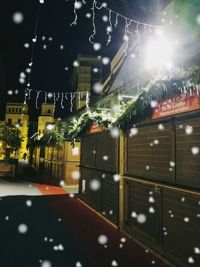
<box><xmin>53</xmin><ymin>93</ymin><xmax>56</xmax><ymax>113</ymax></box>
<box><xmin>61</xmin><ymin>93</ymin><xmax>65</xmax><ymax>109</ymax></box>
<box><xmin>106</xmin><ymin>10</ymin><xmax>112</xmax><ymax>45</ymax></box>
<box><xmin>71</xmin><ymin>0</ymin><xmax>78</xmax><ymax>26</ymax></box>
<box><xmin>70</xmin><ymin>93</ymin><xmax>75</xmax><ymax>112</ymax></box>
<box><xmin>48</xmin><ymin>92</ymin><xmax>53</xmax><ymax>98</ymax></box>
<box><xmin>86</xmin><ymin>91</ymin><xmax>90</xmax><ymax>109</ymax></box>
<box><xmin>39</xmin><ymin>0</ymin><xmax>45</xmax><ymax>4</ymax></box>
<box><xmin>124</xmin><ymin>18</ymin><xmax>132</xmax><ymax>55</ymax></box>
<box><xmin>115</xmin><ymin>14</ymin><xmax>119</xmax><ymax>27</ymax></box>
<box><xmin>89</xmin><ymin>0</ymin><xmax>97</xmax><ymax>43</ymax></box>
<box><xmin>36</xmin><ymin>91</ymin><xmax>41</xmax><ymax>109</ymax></box>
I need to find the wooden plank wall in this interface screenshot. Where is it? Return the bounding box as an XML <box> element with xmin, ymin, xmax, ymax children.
<box><xmin>80</xmin><ymin>131</ymin><xmax>119</xmax><ymax>224</ymax></box>
<box><xmin>126</xmin><ymin>122</ymin><xmax>174</xmax><ymax>183</ymax></box>
<box><xmin>124</xmin><ymin>178</ymin><xmax>200</xmax><ymax>267</ymax></box>
<box><xmin>176</xmin><ymin>117</ymin><xmax>200</xmax><ymax>188</ymax></box>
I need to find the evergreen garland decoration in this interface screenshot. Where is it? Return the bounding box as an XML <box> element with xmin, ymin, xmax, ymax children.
<box><xmin>114</xmin><ymin>65</ymin><xmax>200</xmax><ymax>129</ymax></box>
<box><xmin>65</xmin><ymin>110</ymin><xmax>115</xmax><ymax>145</ymax></box>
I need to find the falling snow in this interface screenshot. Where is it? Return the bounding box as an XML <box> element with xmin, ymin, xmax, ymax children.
<box><xmin>98</xmin><ymin>234</ymin><xmax>108</xmax><ymax>245</ymax></box>
<box><xmin>13</xmin><ymin>12</ymin><xmax>24</xmax><ymax>24</ymax></box>
<box><xmin>90</xmin><ymin>179</ymin><xmax>101</xmax><ymax>191</ymax></box>
<box><xmin>18</xmin><ymin>224</ymin><xmax>28</xmax><ymax>234</ymax></box>
<box><xmin>93</xmin><ymin>82</ymin><xmax>103</xmax><ymax>94</ymax></box>
<box><xmin>71</xmin><ymin>170</ymin><xmax>80</xmax><ymax>180</ymax></box>
<box><xmin>185</xmin><ymin>125</ymin><xmax>193</xmax><ymax>135</ymax></box>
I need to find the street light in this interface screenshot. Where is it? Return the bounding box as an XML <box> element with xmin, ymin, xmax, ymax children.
<box><xmin>46</xmin><ymin>124</ymin><xmax>55</xmax><ymax>131</ymax></box>
<box><xmin>144</xmin><ymin>30</ymin><xmax>174</xmax><ymax>70</ymax></box>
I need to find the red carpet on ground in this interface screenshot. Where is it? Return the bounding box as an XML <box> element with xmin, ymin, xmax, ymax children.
<box><xmin>48</xmin><ymin>195</ymin><xmax>170</xmax><ymax>267</ymax></box>
<box><xmin>36</xmin><ymin>183</ymin><xmax>67</xmax><ymax>195</ymax></box>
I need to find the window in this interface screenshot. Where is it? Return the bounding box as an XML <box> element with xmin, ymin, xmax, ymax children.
<box><xmin>16</xmin><ymin>108</ymin><xmax>18</xmax><ymax>112</ymax></box>
<box><xmin>12</xmin><ymin>108</ymin><xmax>14</xmax><ymax>112</ymax></box>
<box><xmin>8</xmin><ymin>118</ymin><xmax>12</xmax><ymax>124</ymax></box>
<box><xmin>18</xmin><ymin>119</ymin><xmax>21</xmax><ymax>124</ymax></box>
<box><xmin>8</xmin><ymin>108</ymin><xmax>11</xmax><ymax>112</ymax></box>
<box><xmin>48</xmin><ymin>109</ymin><xmax>51</xmax><ymax>113</ymax></box>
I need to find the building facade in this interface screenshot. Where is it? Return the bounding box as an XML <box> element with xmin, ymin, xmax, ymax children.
<box><xmin>71</xmin><ymin>54</ymin><xmax>102</xmax><ymax>110</ymax></box>
<box><xmin>5</xmin><ymin>103</ymin><xmax>29</xmax><ymax>160</ymax></box>
<box><xmin>37</xmin><ymin>103</ymin><xmax>55</xmax><ymax>139</ymax></box>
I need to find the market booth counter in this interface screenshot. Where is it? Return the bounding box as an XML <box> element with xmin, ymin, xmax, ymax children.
<box><xmin>123</xmin><ymin>104</ymin><xmax>200</xmax><ymax>267</ymax></box>
<box><xmin>79</xmin><ymin>128</ymin><xmax>120</xmax><ymax>225</ymax></box>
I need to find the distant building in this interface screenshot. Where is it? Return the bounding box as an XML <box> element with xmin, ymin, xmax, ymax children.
<box><xmin>37</xmin><ymin>103</ymin><xmax>55</xmax><ymax>139</ymax></box>
<box><xmin>71</xmin><ymin>54</ymin><xmax>102</xmax><ymax>110</ymax></box>
<box><xmin>5</xmin><ymin>103</ymin><xmax>29</xmax><ymax>160</ymax></box>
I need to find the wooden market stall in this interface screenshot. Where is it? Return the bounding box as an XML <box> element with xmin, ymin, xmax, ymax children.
<box><xmin>32</xmin><ymin>141</ymin><xmax>80</xmax><ymax>186</ymax></box>
<box><xmin>122</xmin><ymin>92</ymin><xmax>200</xmax><ymax>267</ymax></box>
<box><xmin>79</xmin><ymin>126</ymin><xmax>120</xmax><ymax>225</ymax></box>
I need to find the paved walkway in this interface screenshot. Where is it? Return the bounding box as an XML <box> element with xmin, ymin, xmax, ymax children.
<box><xmin>0</xmin><ymin>163</ymin><xmax>172</xmax><ymax>267</ymax></box>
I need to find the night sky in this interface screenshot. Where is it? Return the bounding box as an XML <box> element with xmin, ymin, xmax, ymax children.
<box><xmin>0</xmin><ymin>0</ymin><xmax>169</xmax><ymax>120</ymax></box>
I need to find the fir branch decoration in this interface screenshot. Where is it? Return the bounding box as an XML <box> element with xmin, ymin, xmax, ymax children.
<box><xmin>114</xmin><ymin>65</ymin><xmax>200</xmax><ymax>129</ymax></box>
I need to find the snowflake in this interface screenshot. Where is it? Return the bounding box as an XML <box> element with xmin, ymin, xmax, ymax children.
<box><xmin>71</xmin><ymin>170</ymin><xmax>80</xmax><ymax>181</ymax></box>
<box><xmin>90</xmin><ymin>179</ymin><xmax>101</xmax><ymax>191</ymax></box>
<box><xmin>93</xmin><ymin>82</ymin><xmax>103</xmax><ymax>94</ymax></box>
<box><xmin>97</xmin><ymin>235</ymin><xmax>108</xmax><ymax>245</ymax></box>
<box><xmin>93</xmin><ymin>43</ymin><xmax>101</xmax><ymax>51</ymax></box>
<box><xmin>13</xmin><ymin>12</ymin><xmax>24</xmax><ymax>24</ymax></box>
<box><xmin>18</xmin><ymin>224</ymin><xmax>28</xmax><ymax>234</ymax></box>
<box><xmin>102</xmin><ymin>57</ymin><xmax>110</xmax><ymax>65</ymax></box>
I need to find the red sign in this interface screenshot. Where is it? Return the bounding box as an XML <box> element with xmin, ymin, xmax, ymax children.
<box><xmin>152</xmin><ymin>92</ymin><xmax>200</xmax><ymax>119</ymax></box>
<box><xmin>89</xmin><ymin>123</ymin><xmax>103</xmax><ymax>134</ymax></box>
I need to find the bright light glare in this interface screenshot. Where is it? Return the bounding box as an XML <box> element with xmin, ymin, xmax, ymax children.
<box><xmin>46</xmin><ymin>124</ymin><xmax>55</xmax><ymax>130</ymax></box>
<box><xmin>145</xmin><ymin>35</ymin><xmax>174</xmax><ymax>70</ymax></box>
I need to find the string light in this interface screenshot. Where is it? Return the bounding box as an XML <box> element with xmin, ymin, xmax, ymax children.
<box><xmin>61</xmin><ymin>93</ymin><xmax>65</xmax><ymax>109</ymax></box>
<box><xmin>89</xmin><ymin>0</ymin><xmax>97</xmax><ymax>43</ymax></box>
<box><xmin>70</xmin><ymin>93</ymin><xmax>75</xmax><ymax>112</ymax></box>
<box><xmin>115</xmin><ymin>13</ymin><xmax>119</xmax><ymax>28</ymax></box>
<box><xmin>86</xmin><ymin>91</ymin><xmax>90</xmax><ymax>109</ymax></box>
<box><xmin>69</xmin><ymin>0</ymin><xmax>164</xmax><ymax>50</ymax></box>
<box><xmin>106</xmin><ymin>10</ymin><xmax>112</xmax><ymax>45</ymax></box>
<box><xmin>70</xmin><ymin>0</ymin><xmax>78</xmax><ymax>26</ymax></box>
